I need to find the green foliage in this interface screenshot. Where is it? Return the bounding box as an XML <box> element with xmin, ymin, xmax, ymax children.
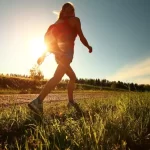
<box><xmin>0</xmin><ymin>76</ymin><xmax>42</xmax><ymax>92</ymax></box>
<box><xmin>111</xmin><ymin>81</ymin><xmax>117</xmax><ymax>89</ymax></box>
<box><xmin>0</xmin><ymin>73</ymin><xmax>150</xmax><ymax>93</ymax></box>
<box><xmin>1</xmin><ymin>92</ymin><xmax>150</xmax><ymax>149</ymax></box>
<box><xmin>75</xmin><ymin>84</ymin><xmax>101</xmax><ymax>90</ymax></box>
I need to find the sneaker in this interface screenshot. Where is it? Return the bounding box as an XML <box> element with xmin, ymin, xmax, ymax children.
<box><xmin>28</xmin><ymin>98</ymin><xmax>43</xmax><ymax>114</ymax></box>
<box><xmin>67</xmin><ymin>101</ymin><xmax>76</xmax><ymax>109</ymax></box>
<box><xmin>67</xmin><ymin>101</ymin><xmax>83</xmax><ymax>114</ymax></box>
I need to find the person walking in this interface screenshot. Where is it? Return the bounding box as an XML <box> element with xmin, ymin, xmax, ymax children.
<box><xmin>28</xmin><ymin>2</ymin><xmax>92</xmax><ymax>114</ymax></box>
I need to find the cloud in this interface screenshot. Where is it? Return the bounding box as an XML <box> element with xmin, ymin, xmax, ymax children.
<box><xmin>108</xmin><ymin>58</ymin><xmax>150</xmax><ymax>84</ymax></box>
<box><xmin>131</xmin><ymin>77</ymin><xmax>150</xmax><ymax>85</ymax></box>
<box><xmin>52</xmin><ymin>11</ymin><xmax>59</xmax><ymax>16</ymax></box>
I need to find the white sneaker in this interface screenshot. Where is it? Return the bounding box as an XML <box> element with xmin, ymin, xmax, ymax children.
<box><xmin>28</xmin><ymin>98</ymin><xmax>43</xmax><ymax>114</ymax></box>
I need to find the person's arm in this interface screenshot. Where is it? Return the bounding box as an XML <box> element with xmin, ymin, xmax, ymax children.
<box><xmin>76</xmin><ymin>18</ymin><xmax>92</xmax><ymax>53</ymax></box>
<box><xmin>37</xmin><ymin>51</ymin><xmax>47</xmax><ymax>65</ymax></box>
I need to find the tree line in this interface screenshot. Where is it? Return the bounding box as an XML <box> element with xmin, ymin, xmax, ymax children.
<box><xmin>0</xmin><ymin>71</ymin><xmax>150</xmax><ymax>92</ymax></box>
<box><xmin>75</xmin><ymin>78</ymin><xmax>150</xmax><ymax>92</ymax></box>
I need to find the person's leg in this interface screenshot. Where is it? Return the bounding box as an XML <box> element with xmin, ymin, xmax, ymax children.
<box><xmin>37</xmin><ymin>64</ymin><xmax>67</xmax><ymax>101</ymax></box>
<box><xmin>66</xmin><ymin>66</ymin><xmax>82</xmax><ymax>113</ymax></box>
<box><xmin>28</xmin><ymin>62</ymin><xmax>69</xmax><ymax>113</ymax></box>
<box><xmin>65</xmin><ymin>66</ymin><xmax>76</xmax><ymax>102</ymax></box>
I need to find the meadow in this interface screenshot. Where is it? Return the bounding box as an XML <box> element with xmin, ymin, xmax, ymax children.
<box><xmin>0</xmin><ymin>91</ymin><xmax>150</xmax><ymax>150</ymax></box>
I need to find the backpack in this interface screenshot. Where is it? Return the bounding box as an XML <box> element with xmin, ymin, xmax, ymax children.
<box><xmin>44</xmin><ymin>24</ymin><xmax>58</xmax><ymax>54</ymax></box>
<box><xmin>44</xmin><ymin>18</ymin><xmax>77</xmax><ymax>54</ymax></box>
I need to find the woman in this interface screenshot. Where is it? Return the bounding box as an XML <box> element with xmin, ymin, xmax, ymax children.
<box><xmin>28</xmin><ymin>2</ymin><xmax>92</xmax><ymax>114</ymax></box>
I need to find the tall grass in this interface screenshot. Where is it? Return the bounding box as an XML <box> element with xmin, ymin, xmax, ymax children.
<box><xmin>0</xmin><ymin>92</ymin><xmax>150</xmax><ymax>149</ymax></box>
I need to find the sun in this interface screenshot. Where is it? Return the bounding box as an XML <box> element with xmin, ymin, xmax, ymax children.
<box><xmin>28</xmin><ymin>37</ymin><xmax>47</xmax><ymax>59</ymax></box>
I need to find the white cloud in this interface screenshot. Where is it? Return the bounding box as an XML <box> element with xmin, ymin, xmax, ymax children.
<box><xmin>108</xmin><ymin>58</ymin><xmax>150</xmax><ymax>84</ymax></box>
<box><xmin>131</xmin><ymin>77</ymin><xmax>150</xmax><ymax>85</ymax></box>
<box><xmin>52</xmin><ymin>11</ymin><xmax>59</xmax><ymax>16</ymax></box>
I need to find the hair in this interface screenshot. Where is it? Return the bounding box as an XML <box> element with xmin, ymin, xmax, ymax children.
<box><xmin>59</xmin><ymin>2</ymin><xmax>75</xmax><ymax>19</ymax></box>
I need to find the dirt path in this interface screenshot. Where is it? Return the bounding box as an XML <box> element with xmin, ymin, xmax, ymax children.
<box><xmin>0</xmin><ymin>91</ymin><xmax>116</xmax><ymax>107</ymax></box>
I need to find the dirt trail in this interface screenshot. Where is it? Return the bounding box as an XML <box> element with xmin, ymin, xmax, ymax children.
<box><xmin>0</xmin><ymin>91</ymin><xmax>116</xmax><ymax>107</ymax></box>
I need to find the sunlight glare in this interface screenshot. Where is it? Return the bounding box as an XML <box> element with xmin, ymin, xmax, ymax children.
<box><xmin>28</xmin><ymin>37</ymin><xmax>47</xmax><ymax>59</ymax></box>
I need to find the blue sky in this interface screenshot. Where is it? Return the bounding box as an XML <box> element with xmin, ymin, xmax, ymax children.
<box><xmin>0</xmin><ymin>0</ymin><xmax>149</xmax><ymax>84</ymax></box>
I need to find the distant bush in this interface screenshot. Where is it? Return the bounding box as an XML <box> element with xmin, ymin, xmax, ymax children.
<box><xmin>29</xmin><ymin>65</ymin><xmax>44</xmax><ymax>81</ymax></box>
<box><xmin>75</xmin><ymin>84</ymin><xmax>101</xmax><ymax>90</ymax></box>
<box><xmin>0</xmin><ymin>76</ymin><xmax>43</xmax><ymax>90</ymax></box>
<box><xmin>0</xmin><ymin>75</ymin><xmax>149</xmax><ymax>93</ymax></box>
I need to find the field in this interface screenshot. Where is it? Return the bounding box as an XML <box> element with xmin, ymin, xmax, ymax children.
<box><xmin>0</xmin><ymin>91</ymin><xmax>150</xmax><ymax>150</ymax></box>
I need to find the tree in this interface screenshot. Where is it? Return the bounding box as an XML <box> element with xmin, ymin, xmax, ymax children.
<box><xmin>29</xmin><ymin>65</ymin><xmax>44</xmax><ymax>81</ymax></box>
<box><xmin>111</xmin><ymin>81</ymin><xmax>117</xmax><ymax>89</ymax></box>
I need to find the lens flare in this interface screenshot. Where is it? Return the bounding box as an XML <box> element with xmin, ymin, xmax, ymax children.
<box><xmin>28</xmin><ymin>37</ymin><xmax>47</xmax><ymax>58</ymax></box>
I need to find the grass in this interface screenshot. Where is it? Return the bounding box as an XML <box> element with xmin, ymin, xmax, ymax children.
<box><xmin>0</xmin><ymin>92</ymin><xmax>150</xmax><ymax>149</ymax></box>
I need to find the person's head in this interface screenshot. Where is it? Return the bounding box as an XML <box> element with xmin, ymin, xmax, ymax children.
<box><xmin>59</xmin><ymin>2</ymin><xmax>75</xmax><ymax>19</ymax></box>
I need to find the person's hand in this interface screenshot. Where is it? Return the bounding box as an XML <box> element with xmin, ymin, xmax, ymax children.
<box><xmin>37</xmin><ymin>56</ymin><xmax>45</xmax><ymax>65</ymax></box>
<box><xmin>88</xmin><ymin>46</ymin><xmax>92</xmax><ymax>53</ymax></box>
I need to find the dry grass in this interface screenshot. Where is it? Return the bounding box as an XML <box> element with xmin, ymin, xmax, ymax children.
<box><xmin>0</xmin><ymin>91</ymin><xmax>150</xmax><ymax>149</ymax></box>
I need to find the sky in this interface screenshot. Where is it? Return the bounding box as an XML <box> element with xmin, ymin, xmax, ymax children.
<box><xmin>0</xmin><ymin>0</ymin><xmax>150</xmax><ymax>85</ymax></box>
